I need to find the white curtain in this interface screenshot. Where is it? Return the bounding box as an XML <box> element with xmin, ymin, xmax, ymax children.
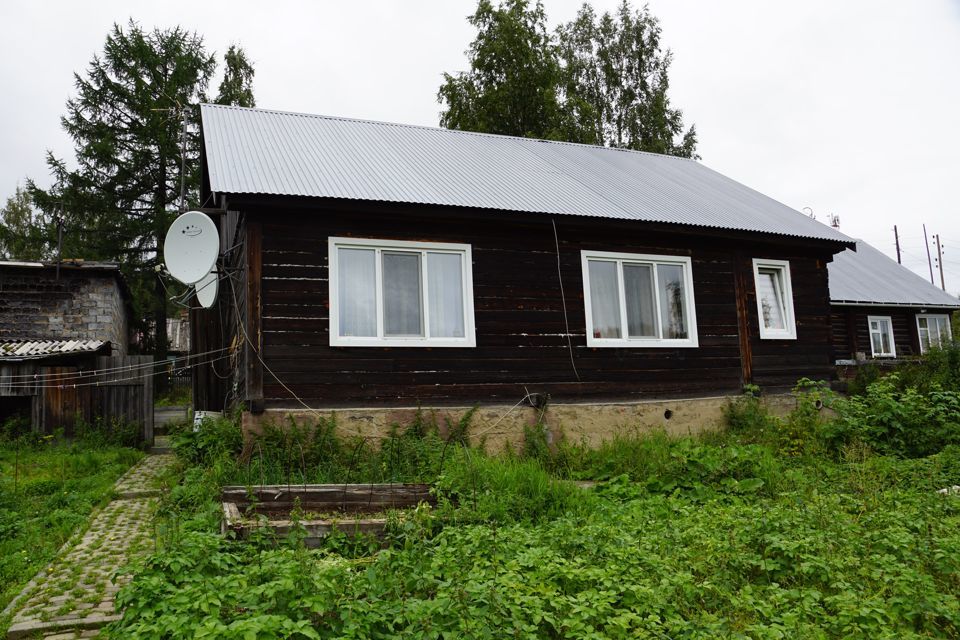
<box><xmin>589</xmin><ymin>260</ymin><xmax>622</xmax><ymax>339</ymax></box>
<box><xmin>623</xmin><ymin>263</ymin><xmax>657</xmax><ymax>338</ymax></box>
<box><xmin>756</xmin><ymin>270</ymin><xmax>785</xmax><ymax>331</ymax></box>
<box><xmin>338</xmin><ymin>248</ymin><xmax>376</xmax><ymax>337</ymax></box>
<box><xmin>428</xmin><ymin>252</ymin><xmax>465</xmax><ymax>338</ymax></box>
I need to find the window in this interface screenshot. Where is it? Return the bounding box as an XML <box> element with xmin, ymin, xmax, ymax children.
<box><xmin>329</xmin><ymin>237</ymin><xmax>476</xmax><ymax>347</ymax></box>
<box><xmin>867</xmin><ymin>315</ymin><xmax>896</xmax><ymax>357</ymax></box>
<box><xmin>752</xmin><ymin>259</ymin><xmax>797</xmax><ymax>340</ymax></box>
<box><xmin>581</xmin><ymin>250</ymin><xmax>698</xmax><ymax>348</ymax></box>
<box><xmin>917</xmin><ymin>314</ymin><xmax>952</xmax><ymax>353</ymax></box>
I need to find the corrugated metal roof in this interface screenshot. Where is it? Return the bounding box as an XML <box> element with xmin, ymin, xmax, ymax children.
<box><xmin>201</xmin><ymin>104</ymin><xmax>853</xmax><ymax>244</ymax></box>
<box><xmin>0</xmin><ymin>339</ymin><xmax>108</xmax><ymax>361</ymax></box>
<box><xmin>829</xmin><ymin>241</ymin><xmax>960</xmax><ymax>308</ymax></box>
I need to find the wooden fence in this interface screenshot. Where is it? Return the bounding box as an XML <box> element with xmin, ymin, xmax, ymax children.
<box><xmin>0</xmin><ymin>355</ymin><xmax>154</xmax><ymax>444</ymax></box>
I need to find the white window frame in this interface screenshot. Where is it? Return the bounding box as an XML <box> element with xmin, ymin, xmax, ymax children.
<box><xmin>752</xmin><ymin>258</ymin><xmax>797</xmax><ymax>340</ymax></box>
<box><xmin>867</xmin><ymin>315</ymin><xmax>896</xmax><ymax>358</ymax></box>
<box><xmin>580</xmin><ymin>250</ymin><xmax>699</xmax><ymax>348</ymax></box>
<box><xmin>916</xmin><ymin>313</ymin><xmax>952</xmax><ymax>354</ymax></box>
<box><xmin>328</xmin><ymin>237</ymin><xmax>476</xmax><ymax>347</ymax></box>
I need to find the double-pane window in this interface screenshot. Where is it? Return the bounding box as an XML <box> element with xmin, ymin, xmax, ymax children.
<box><xmin>917</xmin><ymin>314</ymin><xmax>952</xmax><ymax>353</ymax></box>
<box><xmin>330</xmin><ymin>238</ymin><xmax>475</xmax><ymax>347</ymax></box>
<box><xmin>868</xmin><ymin>315</ymin><xmax>896</xmax><ymax>357</ymax></box>
<box><xmin>582</xmin><ymin>251</ymin><xmax>698</xmax><ymax>347</ymax></box>
<box><xmin>752</xmin><ymin>259</ymin><xmax>797</xmax><ymax>339</ymax></box>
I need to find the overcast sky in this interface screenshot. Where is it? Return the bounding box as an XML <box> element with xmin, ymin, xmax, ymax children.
<box><xmin>2</xmin><ymin>0</ymin><xmax>958</xmax><ymax>292</ymax></box>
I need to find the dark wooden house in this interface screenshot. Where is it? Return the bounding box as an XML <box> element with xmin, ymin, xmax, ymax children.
<box><xmin>829</xmin><ymin>240</ymin><xmax>958</xmax><ymax>362</ymax></box>
<box><xmin>192</xmin><ymin>104</ymin><xmax>854</xmax><ymax>422</ymax></box>
<box><xmin>0</xmin><ymin>261</ymin><xmax>153</xmax><ymax>439</ymax></box>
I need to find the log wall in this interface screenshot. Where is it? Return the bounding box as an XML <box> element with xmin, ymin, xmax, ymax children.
<box><xmin>217</xmin><ymin>200</ymin><xmax>840</xmax><ymax>408</ymax></box>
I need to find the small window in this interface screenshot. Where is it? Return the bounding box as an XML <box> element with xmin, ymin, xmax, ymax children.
<box><xmin>329</xmin><ymin>237</ymin><xmax>476</xmax><ymax>347</ymax></box>
<box><xmin>917</xmin><ymin>314</ymin><xmax>952</xmax><ymax>353</ymax></box>
<box><xmin>868</xmin><ymin>315</ymin><xmax>896</xmax><ymax>357</ymax></box>
<box><xmin>752</xmin><ymin>259</ymin><xmax>797</xmax><ymax>340</ymax></box>
<box><xmin>581</xmin><ymin>250</ymin><xmax>698</xmax><ymax>348</ymax></box>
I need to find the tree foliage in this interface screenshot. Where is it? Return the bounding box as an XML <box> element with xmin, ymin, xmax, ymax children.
<box><xmin>26</xmin><ymin>21</ymin><xmax>254</xmax><ymax>353</ymax></box>
<box><xmin>438</xmin><ymin>0</ymin><xmax>564</xmax><ymax>140</ymax></box>
<box><xmin>439</xmin><ymin>0</ymin><xmax>697</xmax><ymax>158</ymax></box>
<box><xmin>216</xmin><ymin>45</ymin><xmax>256</xmax><ymax>108</ymax></box>
<box><xmin>0</xmin><ymin>186</ymin><xmax>52</xmax><ymax>261</ymax></box>
<box><xmin>558</xmin><ymin>2</ymin><xmax>697</xmax><ymax>156</ymax></box>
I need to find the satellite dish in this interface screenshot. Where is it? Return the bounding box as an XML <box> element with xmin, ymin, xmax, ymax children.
<box><xmin>195</xmin><ymin>269</ymin><xmax>218</xmax><ymax>308</ymax></box>
<box><xmin>163</xmin><ymin>211</ymin><xmax>218</xmax><ymax>284</ymax></box>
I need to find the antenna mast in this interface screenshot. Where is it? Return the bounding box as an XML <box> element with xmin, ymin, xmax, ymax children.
<box><xmin>179</xmin><ymin>107</ymin><xmax>188</xmax><ymax>214</ymax></box>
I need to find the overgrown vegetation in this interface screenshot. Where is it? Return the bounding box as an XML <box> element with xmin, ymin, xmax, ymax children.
<box><xmin>0</xmin><ymin>420</ymin><xmax>142</xmax><ymax>625</ymax></box>
<box><xmin>102</xmin><ymin>348</ymin><xmax>960</xmax><ymax>638</ymax></box>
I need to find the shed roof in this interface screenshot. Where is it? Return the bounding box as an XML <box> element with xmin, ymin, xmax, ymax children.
<box><xmin>200</xmin><ymin>104</ymin><xmax>852</xmax><ymax>245</ymax></box>
<box><xmin>829</xmin><ymin>241</ymin><xmax>960</xmax><ymax>308</ymax></box>
<box><xmin>0</xmin><ymin>339</ymin><xmax>109</xmax><ymax>362</ymax></box>
<box><xmin>0</xmin><ymin>260</ymin><xmax>121</xmax><ymax>272</ymax></box>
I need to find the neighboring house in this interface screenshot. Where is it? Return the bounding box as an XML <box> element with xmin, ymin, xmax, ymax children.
<box><xmin>192</xmin><ymin>104</ymin><xmax>853</xmax><ymax>433</ymax></box>
<box><xmin>0</xmin><ymin>261</ymin><xmax>152</xmax><ymax>438</ymax></box>
<box><xmin>829</xmin><ymin>241</ymin><xmax>959</xmax><ymax>362</ymax></box>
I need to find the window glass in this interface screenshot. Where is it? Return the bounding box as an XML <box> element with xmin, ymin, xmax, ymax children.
<box><xmin>756</xmin><ymin>269</ymin><xmax>785</xmax><ymax>330</ymax></box>
<box><xmin>623</xmin><ymin>263</ymin><xmax>657</xmax><ymax>338</ymax></box>
<box><xmin>383</xmin><ymin>252</ymin><xmax>423</xmax><ymax>337</ymax></box>
<box><xmin>657</xmin><ymin>263</ymin><xmax>688</xmax><ymax>339</ymax></box>
<box><xmin>879</xmin><ymin>319</ymin><xmax>893</xmax><ymax>354</ymax></box>
<box><xmin>427</xmin><ymin>252</ymin><xmax>465</xmax><ymax>338</ymax></box>
<box><xmin>338</xmin><ymin>248</ymin><xmax>376</xmax><ymax>337</ymax></box>
<box><xmin>918</xmin><ymin>317</ymin><xmax>931</xmax><ymax>351</ymax></box>
<box><xmin>588</xmin><ymin>260</ymin><xmax>622</xmax><ymax>339</ymax></box>
<box><xmin>936</xmin><ymin>317</ymin><xmax>951</xmax><ymax>346</ymax></box>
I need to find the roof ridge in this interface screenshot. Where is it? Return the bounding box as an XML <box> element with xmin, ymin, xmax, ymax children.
<box><xmin>199</xmin><ymin>103</ymin><xmax>696</xmax><ymax>163</ymax></box>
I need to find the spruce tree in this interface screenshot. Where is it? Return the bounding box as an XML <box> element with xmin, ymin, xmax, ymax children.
<box><xmin>28</xmin><ymin>21</ymin><xmax>255</xmax><ymax>361</ymax></box>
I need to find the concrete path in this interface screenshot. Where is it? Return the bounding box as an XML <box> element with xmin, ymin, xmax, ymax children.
<box><xmin>153</xmin><ymin>406</ymin><xmax>189</xmax><ymax>432</ymax></box>
<box><xmin>5</xmin><ymin>454</ymin><xmax>176</xmax><ymax>640</ymax></box>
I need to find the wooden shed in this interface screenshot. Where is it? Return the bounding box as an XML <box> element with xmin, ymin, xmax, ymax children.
<box><xmin>191</xmin><ymin>104</ymin><xmax>854</xmax><ymax>426</ymax></box>
<box><xmin>0</xmin><ymin>261</ymin><xmax>153</xmax><ymax>441</ymax></box>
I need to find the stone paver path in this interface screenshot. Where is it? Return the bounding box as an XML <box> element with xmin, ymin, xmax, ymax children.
<box><xmin>5</xmin><ymin>454</ymin><xmax>176</xmax><ymax>640</ymax></box>
<box><xmin>114</xmin><ymin>453</ymin><xmax>173</xmax><ymax>498</ymax></box>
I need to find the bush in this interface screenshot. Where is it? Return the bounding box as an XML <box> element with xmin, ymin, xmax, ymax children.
<box><xmin>826</xmin><ymin>373</ymin><xmax>960</xmax><ymax>458</ymax></box>
<box><xmin>172</xmin><ymin>413</ymin><xmax>243</xmax><ymax>466</ymax></box>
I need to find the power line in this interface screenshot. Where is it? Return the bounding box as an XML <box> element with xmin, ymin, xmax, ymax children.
<box><xmin>0</xmin><ymin>346</ymin><xmax>232</xmax><ymax>381</ymax></box>
<box><xmin>1</xmin><ymin>350</ymin><xmax>234</xmax><ymax>389</ymax></box>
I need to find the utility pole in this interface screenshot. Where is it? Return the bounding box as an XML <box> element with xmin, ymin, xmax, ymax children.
<box><xmin>936</xmin><ymin>233</ymin><xmax>946</xmax><ymax>291</ymax></box>
<box><xmin>179</xmin><ymin>108</ymin><xmax>188</xmax><ymax>214</ymax></box>
<box><xmin>894</xmin><ymin>225</ymin><xmax>901</xmax><ymax>264</ymax></box>
<box><xmin>924</xmin><ymin>223</ymin><xmax>935</xmax><ymax>285</ymax></box>
<box><xmin>55</xmin><ymin>205</ymin><xmax>64</xmax><ymax>281</ymax></box>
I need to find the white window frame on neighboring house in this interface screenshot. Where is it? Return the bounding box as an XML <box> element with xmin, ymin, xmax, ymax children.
<box><xmin>916</xmin><ymin>313</ymin><xmax>952</xmax><ymax>353</ymax></box>
<box><xmin>580</xmin><ymin>250</ymin><xmax>699</xmax><ymax>348</ymax></box>
<box><xmin>867</xmin><ymin>315</ymin><xmax>896</xmax><ymax>358</ymax></box>
<box><xmin>328</xmin><ymin>237</ymin><xmax>476</xmax><ymax>347</ymax></box>
<box><xmin>752</xmin><ymin>258</ymin><xmax>797</xmax><ymax>340</ymax></box>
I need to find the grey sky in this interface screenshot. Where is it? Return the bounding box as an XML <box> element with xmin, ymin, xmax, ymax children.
<box><xmin>2</xmin><ymin>0</ymin><xmax>958</xmax><ymax>292</ymax></box>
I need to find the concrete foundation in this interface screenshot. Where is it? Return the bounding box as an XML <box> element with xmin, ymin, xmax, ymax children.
<box><xmin>242</xmin><ymin>393</ymin><xmax>798</xmax><ymax>453</ymax></box>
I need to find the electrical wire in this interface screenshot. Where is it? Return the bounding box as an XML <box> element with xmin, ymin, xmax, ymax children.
<box><xmin>1</xmin><ymin>350</ymin><xmax>235</xmax><ymax>389</ymax></box>
<box><xmin>0</xmin><ymin>346</ymin><xmax>232</xmax><ymax>381</ymax></box>
<box><xmin>551</xmin><ymin>217</ymin><xmax>581</xmax><ymax>382</ymax></box>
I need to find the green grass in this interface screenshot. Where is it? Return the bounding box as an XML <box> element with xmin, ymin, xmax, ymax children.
<box><xmin>104</xmin><ymin>377</ymin><xmax>960</xmax><ymax>638</ymax></box>
<box><xmin>0</xmin><ymin>437</ymin><xmax>143</xmax><ymax>621</ymax></box>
